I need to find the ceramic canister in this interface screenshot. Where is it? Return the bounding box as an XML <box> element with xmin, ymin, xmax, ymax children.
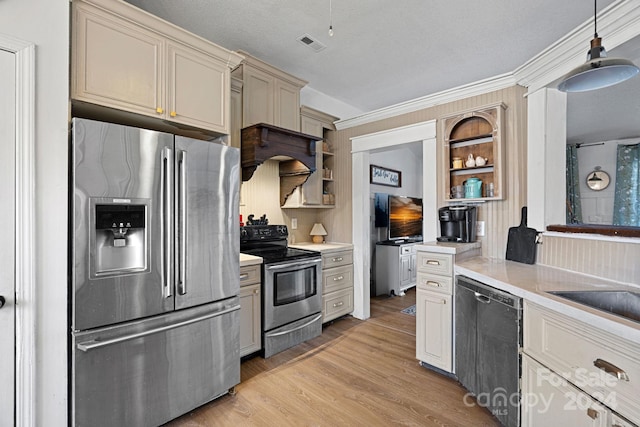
<box><xmin>464</xmin><ymin>177</ymin><xmax>482</xmax><ymax>198</ymax></box>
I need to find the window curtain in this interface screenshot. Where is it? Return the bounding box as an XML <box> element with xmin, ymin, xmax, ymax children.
<box><xmin>566</xmin><ymin>145</ymin><xmax>582</xmax><ymax>224</ymax></box>
<box><xmin>613</xmin><ymin>143</ymin><xmax>640</xmax><ymax>226</ymax></box>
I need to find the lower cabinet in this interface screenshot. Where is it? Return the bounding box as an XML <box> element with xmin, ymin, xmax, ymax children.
<box><xmin>415</xmin><ymin>250</ymin><xmax>454</xmax><ymax>373</ymax></box>
<box><xmin>321</xmin><ymin>249</ymin><xmax>354</xmax><ymax>323</ymax></box>
<box><xmin>522</xmin><ymin>355</ymin><xmax>611</xmax><ymax>427</ymax></box>
<box><xmin>523</xmin><ymin>301</ymin><xmax>640</xmax><ymax>425</ymax></box>
<box><xmin>375</xmin><ymin>242</ymin><xmax>417</xmax><ymax>297</ymax></box>
<box><xmin>239</xmin><ymin>264</ymin><xmax>261</xmax><ymax>357</ymax></box>
<box><xmin>415</xmin><ymin>286</ymin><xmax>452</xmax><ymax>371</ymax></box>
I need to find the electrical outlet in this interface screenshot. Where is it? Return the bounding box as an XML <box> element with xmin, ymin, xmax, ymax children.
<box><xmin>291</xmin><ymin>218</ymin><xmax>298</xmax><ymax>229</ymax></box>
<box><xmin>477</xmin><ymin>221</ymin><xmax>485</xmax><ymax>237</ymax></box>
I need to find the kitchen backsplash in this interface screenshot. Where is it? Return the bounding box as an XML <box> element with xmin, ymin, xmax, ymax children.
<box><xmin>537</xmin><ymin>233</ymin><xmax>640</xmax><ymax>285</ymax></box>
<box><xmin>240</xmin><ymin>159</ymin><xmax>321</xmax><ymax>243</ymax></box>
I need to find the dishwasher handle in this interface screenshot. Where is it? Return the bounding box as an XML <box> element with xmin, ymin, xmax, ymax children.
<box><xmin>474</xmin><ymin>292</ymin><xmax>491</xmax><ymax>304</ymax></box>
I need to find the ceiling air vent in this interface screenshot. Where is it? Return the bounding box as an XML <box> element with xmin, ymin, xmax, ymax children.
<box><xmin>297</xmin><ymin>33</ymin><xmax>326</xmax><ymax>53</ymax></box>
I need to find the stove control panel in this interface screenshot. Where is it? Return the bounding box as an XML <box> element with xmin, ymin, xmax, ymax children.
<box><xmin>240</xmin><ymin>225</ymin><xmax>288</xmax><ymax>241</ymax></box>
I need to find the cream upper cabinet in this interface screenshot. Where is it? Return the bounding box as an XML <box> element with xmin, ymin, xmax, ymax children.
<box><xmin>232</xmin><ymin>50</ymin><xmax>307</xmax><ymax>132</ymax></box>
<box><xmin>72</xmin><ymin>1</ymin><xmax>164</xmax><ymax>117</ymax></box>
<box><xmin>274</xmin><ymin>79</ymin><xmax>301</xmax><ymax>131</ymax></box>
<box><xmin>167</xmin><ymin>41</ymin><xmax>229</xmax><ymax>132</ymax></box>
<box><xmin>242</xmin><ymin>65</ymin><xmax>274</xmax><ymax>127</ymax></box>
<box><xmin>71</xmin><ymin>0</ymin><xmax>242</xmax><ymax>135</ymax></box>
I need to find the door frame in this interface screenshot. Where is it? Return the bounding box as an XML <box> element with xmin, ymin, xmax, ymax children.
<box><xmin>0</xmin><ymin>33</ymin><xmax>36</xmax><ymax>427</ymax></box>
<box><xmin>350</xmin><ymin>120</ymin><xmax>437</xmax><ymax>320</ymax></box>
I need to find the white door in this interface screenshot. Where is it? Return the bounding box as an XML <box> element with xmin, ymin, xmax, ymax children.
<box><xmin>0</xmin><ymin>47</ymin><xmax>16</xmax><ymax>422</ymax></box>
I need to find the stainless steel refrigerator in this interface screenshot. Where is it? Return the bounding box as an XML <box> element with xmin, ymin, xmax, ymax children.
<box><xmin>70</xmin><ymin>118</ymin><xmax>240</xmax><ymax>426</ymax></box>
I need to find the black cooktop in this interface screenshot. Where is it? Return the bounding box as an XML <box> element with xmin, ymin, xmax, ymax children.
<box><xmin>240</xmin><ymin>225</ymin><xmax>320</xmax><ymax>263</ymax></box>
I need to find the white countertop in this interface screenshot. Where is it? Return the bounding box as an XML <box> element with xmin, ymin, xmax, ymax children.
<box><xmin>456</xmin><ymin>257</ymin><xmax>640</xmax><ymax>344</ymax></box>
<box><xmin>290</xmin><ymin>242</ymin><xmax>353</xmax><ymax>253</ymax></box>
<box><xmin>240</xmin><ymin>253</ymin><xmax>262</xmax><ymax>267</ymax></box>
<box><xmin>416</xmin><ymin>241</ymin><xmax>482</xmax><ymax>255</ymax></box>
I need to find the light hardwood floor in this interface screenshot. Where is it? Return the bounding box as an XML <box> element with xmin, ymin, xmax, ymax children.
<box><xmin>165</xmin><ymin>288</ymin><xmax>499</xmax><ymax>426</ymax></box>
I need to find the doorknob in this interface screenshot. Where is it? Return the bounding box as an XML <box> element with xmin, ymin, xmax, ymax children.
<box><xmin>0</xmin><ymin>296</ymin><xmax>5</xmax><ymax>309</ymax></box>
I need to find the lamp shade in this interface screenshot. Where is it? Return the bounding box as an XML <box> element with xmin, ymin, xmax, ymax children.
<box><xmin>558</xmin><ymin>56</ymin><xmax>639</xmax><ymax>92</ymax></box>
<box><xmin>558</xmin><ymin>34</ymin><xmax>639</xmax><ymax>92</ymax></box>
<box><xmin>310</xmin><ymin>223</ymin><xmax>327</xmax><ymax>243</ymax></box>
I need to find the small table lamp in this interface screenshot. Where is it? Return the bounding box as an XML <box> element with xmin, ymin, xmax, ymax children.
<box><xmin>310</xmin><ymin>223</ymin><xmax>327</xmax><ymax>243</ymax></box>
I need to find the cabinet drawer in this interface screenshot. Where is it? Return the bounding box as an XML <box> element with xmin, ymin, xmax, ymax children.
<box><xmin>400</xmin><ymin>245</ymin><xmax>414</xmax><ymax>255</ymax></box>
<box><xmin>524</xmin><ymin>301</ymin><xmax>640</xmax><ymax>424</ymax></box>
<box><xmin>323</xmin><ymin>288</ymin><xmax>353</xmax><ymax>323</ymax></box>
<box><xmin>416</xmin><ymin>272</ymin><xmax>452</xmax><ymax>295</ymax></box>
<box><xmin>240</xmin><ymin>264</ymin><xmax>261</xmax><ymax>286</ymax></box>
<box><xmin>322</xmin><ymin>250</ymin><xmax>353</xmax><ymax>269</ymax></box>
<box><xmin>416</xmin><ymin>252</ymin><xmax>452</xmax><ymax>276</ymax></box>
<box><xmin>323</xmin><ymin>264</ymin><xmax>353</xmax><ymax>294</ymax></box>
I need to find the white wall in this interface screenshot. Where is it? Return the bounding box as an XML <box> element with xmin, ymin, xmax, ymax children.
<box><xmin>0</xmin><ymin>0</ymin><xmax>69</xmax><ymax>424</ymax></box>
<box><xmin>369</xmin><ymin>144</ymin><xmax>423</xmax><ymax>198</ymax></box>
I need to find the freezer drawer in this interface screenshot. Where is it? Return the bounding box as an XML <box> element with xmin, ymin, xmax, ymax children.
<box><xmin>72</xmin><ymin>298</ymin><xmax>240</xmax><ymax>427</ymax></box>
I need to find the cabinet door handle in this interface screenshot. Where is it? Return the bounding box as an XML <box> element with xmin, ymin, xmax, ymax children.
<box><xmin>426</xmin><ymin>260</ymin><xmax>440</xmax><ymax>265</ymax></box>
<box><xmin>586</xmin><ymin>408</ymin><xmax>599</xmax><ymax>420</ymax></box>
<box><xmin>170</xmin><ymin>111</ymin><xmax>177</xmax><ymax>117</ymax></box>
<box><xmin>156</xmin><ymin>107</ymin><xmax>164</xmax><ymax>114</ymax></box>
<box><xmin>254</xmin><ymin>289</ymin><xmax>260</xmax><ymax>294</ymax></box>
<box><xmin>333</xmin><ymin>275</ymin><xmax>344</xmax><ymax>281</ymax></box>
<box><xmin>426</xmin><ymin>281</ymin><xmax>440</xmax><ymax>287</ymax></box>
<box><xmin>240</xmin><ymin>273</ymin><xmax>249</xmax><ymax>280</ymax></box>
<box><xmin>332</xmin><ymin>257</ymin><xmax>343</xmax><ymax>262</ymax></box>
<box><xmin>593</xmin><ymin>358</ymin><xmax>629</xmax><ymax>381</ymax></box>
<box><xmin>333</xmin><ymin>301</ymin><xmax>344</xmax><ymax>308</ymax></box>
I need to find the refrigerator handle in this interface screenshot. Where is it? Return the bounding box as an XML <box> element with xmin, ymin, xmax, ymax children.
<box><xmin>76</xmin><ymin>304</ymin><xmax>241</xmax><ymax>352</ymax></box>
<box><xmin>177</xmin><ymin>150</ymin><xmax>187</xmax><ymax>295</ymax></box>
<box><xmin>161</xmin><ymin>146</ymin><xmax>173</xmax><ymax>298</ymax></box>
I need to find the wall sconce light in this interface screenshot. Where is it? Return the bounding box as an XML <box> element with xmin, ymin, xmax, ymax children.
<box><xmin>310</xmin><ymin>223</ymin><xmax>327</xmax><ymax>243</ymax></box>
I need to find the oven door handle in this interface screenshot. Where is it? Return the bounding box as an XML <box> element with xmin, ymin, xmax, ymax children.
<box><xmin>265</xmin><ymin>258</ymin><xmax>321</xmax><ymax>271</ymax></box>
<box><xmin>264</xmin><ymin>313</ymin><xmax>322</xmax><ymax>338</ymax></box>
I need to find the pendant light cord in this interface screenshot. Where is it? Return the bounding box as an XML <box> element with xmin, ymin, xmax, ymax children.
<box><xmin>329</xmin><ymin>0</ymin><xmax>334</xmax><ymax>36</ymax></box>
<box><xmin>594</xmin><ymin>0</ymin><xmax>598</xmax><ymax>38</ymax></box>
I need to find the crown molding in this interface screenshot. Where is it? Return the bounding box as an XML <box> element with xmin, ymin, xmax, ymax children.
<box><xmin>334</xmin><ymin>73</ymin><xmax>516</xmax><ymax>130</ymax></box>
<box><xmin>336</xmin><ymin>0</ymin><xmax>640</xmax><ymax>130</ymax></box>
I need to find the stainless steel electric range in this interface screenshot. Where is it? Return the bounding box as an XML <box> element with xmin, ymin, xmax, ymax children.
<box><xmin>240</xmin><ymin>225</ymin><xmax>322</xmax><ymax>357</ymax></box>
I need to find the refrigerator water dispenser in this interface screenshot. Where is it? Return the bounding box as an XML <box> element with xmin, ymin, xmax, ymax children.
<box><xmin>92</xmin><ymin>202</ymin><xmax>149</xmax><ymax>276</ymax></box>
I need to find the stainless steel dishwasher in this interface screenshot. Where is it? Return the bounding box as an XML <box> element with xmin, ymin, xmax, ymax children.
<box><xmin>455</xmin><ymin>275</ymin><xmax>522</xmax><ymax>427</ymax></box>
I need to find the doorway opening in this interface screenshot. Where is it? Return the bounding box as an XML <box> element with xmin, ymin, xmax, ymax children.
<box><xmin>350</xmin><ymin>120</ymin><xmax>437</xmax><ymax>320</ymax></box>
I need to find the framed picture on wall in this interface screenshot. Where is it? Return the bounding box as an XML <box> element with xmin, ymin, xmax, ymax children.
<box><xmin>370</xmin><ymin>165</ymin><xmax>401</xmax><ymax>187</ymax></box>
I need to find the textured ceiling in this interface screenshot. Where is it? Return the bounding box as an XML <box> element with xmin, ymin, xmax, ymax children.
<box><xmin>125</xmin><ymin>0</ymin><xmax>640</xmax><ymax>142</ymax></box>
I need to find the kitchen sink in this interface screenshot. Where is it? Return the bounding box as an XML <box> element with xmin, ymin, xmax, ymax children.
<box><xmin>548</xmin><ymin>290</ymin><xmax>640</xmax><ymax>323</ymax></box>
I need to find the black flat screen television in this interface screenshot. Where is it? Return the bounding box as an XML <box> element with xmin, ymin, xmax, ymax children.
<box><xmin>388</xmin><ymin>195</ymin><xmax>423</xmax><ymax>240</ymax></box>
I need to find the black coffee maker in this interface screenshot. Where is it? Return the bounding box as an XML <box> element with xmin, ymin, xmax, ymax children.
<box><xmin>437</xmin><ymin>205</ymin><xmax>477</xmax><ymax>242</ymax></box>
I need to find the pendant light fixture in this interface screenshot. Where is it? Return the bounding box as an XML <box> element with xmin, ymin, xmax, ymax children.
<box><xmin>558</xmin><ymin>0</ymin><xmax>639</xmax><ymax>92</ymax></box>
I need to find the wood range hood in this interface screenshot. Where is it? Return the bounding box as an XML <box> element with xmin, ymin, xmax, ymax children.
<box><xmin>241</xmin><ymin>123</ymin><xmax>318</xmax><ymax>205</ymax></box>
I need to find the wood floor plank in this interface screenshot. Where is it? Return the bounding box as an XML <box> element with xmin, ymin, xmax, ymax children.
<box><xmin>165</xmin><ymin>289</ymin><xmax>500</xmax><ymax>426</ymax></box>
